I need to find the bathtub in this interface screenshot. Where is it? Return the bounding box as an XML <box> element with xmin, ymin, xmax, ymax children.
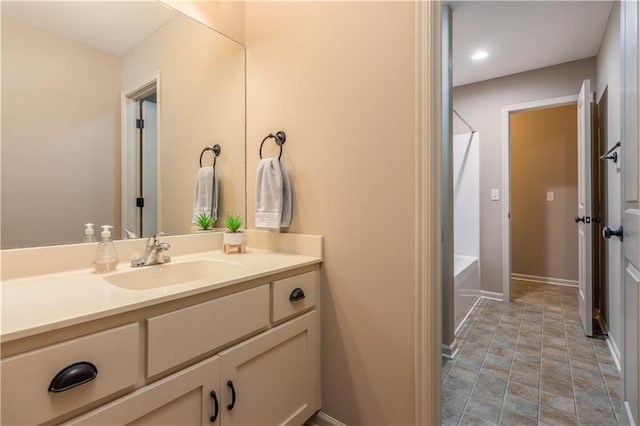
<box><xmin>454</xmin><ymin>255</ymin><xmax>480</xmax><ymax>332</ymax></box>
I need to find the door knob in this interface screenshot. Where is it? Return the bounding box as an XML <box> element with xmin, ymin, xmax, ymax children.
<box><xmin>575</xmin><ymin>216</ymin><xmax>585</xmax><ymax>223</ymax></box>
<box><xmin>603</xmin><ymin>226</ymin><xmax>623</xmax><ymax>241</ymax></box>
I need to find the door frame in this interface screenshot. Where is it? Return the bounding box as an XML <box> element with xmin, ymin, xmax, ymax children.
<box><xmin>500</xmin><ymin>94</ymin><xmax>579</xmax><ymax>302</ymax></box>
<box><xmin>414</xmin><ymin>1</ymin><xmax>442</xmax><ymax>425</ymax></box>
<box><xmin>121</xmin><ymin>71</ymin><xmax>161</xmax><ymax>238</ymax></box>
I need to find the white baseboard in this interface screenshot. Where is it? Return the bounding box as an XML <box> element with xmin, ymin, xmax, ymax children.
<box><xmin>511</xmin><ymin>273</ymin><xmax>578</xmax><ymax>287</ymax></box>
<box><xmin>441</xmin><ymin>340</ymin><xmax>459</xmax><ymax>360</ymax></box>
<box><xmin>607</xmin><ymin>334</ymin><xmax>622</xmax><ymax>372</ymax></box>
<box><xmin>454</xmin><ymin>297</ymin><xmax>483</xmax><ymax>336</ymax></box>
<box><xmin>625</xmin><ymin>401</ymin><xmax>636</xmax><ymax>426</ymax></box>
<box><xmin>307</xmin><ymin>411</ymin><xmax>347</xmax><ymax>426</ymax></box>
<box><xmin>480</xmin><ymin>290</ymin><xmax>503</xmax><ymax>301</ymax></box>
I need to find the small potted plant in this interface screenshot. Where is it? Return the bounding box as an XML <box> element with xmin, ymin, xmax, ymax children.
<box><xmin>195</xmin><ymin>213</ymin><xmax>215</xmax><ymax>231</ymax></box>
<box><xmin>223</xmin><ymin>214</ymin><xmax>244</xmax><ymax>246</ymax></box>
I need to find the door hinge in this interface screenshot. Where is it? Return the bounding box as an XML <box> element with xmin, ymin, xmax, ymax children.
<box><xmin>136</xmin><ymin>119</ymin><xmax>144</xmax><ymax>129</ymax></box>
<box><xmin>136</xmin><ymin>197</ymin><xmax>144</xmax><ymax>208</ymax></box>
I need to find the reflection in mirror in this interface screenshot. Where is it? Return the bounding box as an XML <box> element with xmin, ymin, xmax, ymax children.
<box><xmin>1</xmin><ymin>1</ymin><xmax>246</xmax><ymax>249</ymax></box>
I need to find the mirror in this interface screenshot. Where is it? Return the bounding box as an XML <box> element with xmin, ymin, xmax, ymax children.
<box><xmin>1</xmin><ymin>1</ymin><xmax>246</xmax><ymax>249</ymax></box>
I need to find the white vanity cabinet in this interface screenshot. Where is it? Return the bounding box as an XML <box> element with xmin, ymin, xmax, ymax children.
<box><xmin>69</xmin><ymin>312</ymin><xmax>318</xmax><ymax>426</ymax></box>
<box><xmin>1</xmin><ymin>324</ymin><xmax>140</xmax><ymax>425</ymax></box>
<box><xmin>219</xmin><ymin>311</ymin><xmax>318</xmax><ymax>425</ymax></box>
<box><xmin>1</xmin><ymin>266</ymin><xmax>320</xmax><ymax>425</ymax></box>
<box><xmin>68</xmin><ymin>355</ymin><xmax>223</xmax><ymax>425</ymax></box>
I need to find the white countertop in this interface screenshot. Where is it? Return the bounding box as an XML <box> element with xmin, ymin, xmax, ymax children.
<box><xmin>1</xmin><ymin>249</ymin><xmax>321</xmax><ymax>343</ymax></box>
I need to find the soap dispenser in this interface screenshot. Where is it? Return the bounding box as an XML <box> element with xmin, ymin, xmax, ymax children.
<box><xmin>83</xmin><ymin>223</ymin><xmax>97</xmax><ymax>243</ymax></box>
<box><xmin>93</xmin><ymin>225</ymin><xmax>119</xmax><ymax>273</ymax></box>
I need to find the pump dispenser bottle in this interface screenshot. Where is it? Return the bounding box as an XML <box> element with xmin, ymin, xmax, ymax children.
<box><xmin>93</xmin><ymin>225</ymin><xmax>119</xmax><ymax>273</ymax></box>
<box><xmin>84</xmin><ymin>223</ymin><xmax>97</xmax><ymax>243</ymax></box>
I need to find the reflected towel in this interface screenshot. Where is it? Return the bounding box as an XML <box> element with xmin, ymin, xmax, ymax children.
<box><xmin>193</xmin><ymin>167</ymin><xmax>219</xmax><ymax>222</ymax></box>
<box><xmin>255</xmin><ymin>158</ymin><xmax>291</xmax><ymax>229</ymax></box>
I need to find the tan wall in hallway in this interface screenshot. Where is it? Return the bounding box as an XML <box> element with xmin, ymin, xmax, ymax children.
<box><xmin>245</xmin><ymin>2</ymin><xmax>416</xmax><ymax>424</ymax></box>
<box><xmin>510</xmin><ymin>104</ymin><xmax>578</xmax><ymax>281</ymax></box>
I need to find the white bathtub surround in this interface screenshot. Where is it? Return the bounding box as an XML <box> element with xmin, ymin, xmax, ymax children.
<box><xmin>453</xmin><ymin>132</ymin><xmax>480</xmax><ymax>258</ymax></box>
<box><xmin>453</xmin><ymin>132</ymin><xmax>481</xmax><ymax>332</ymax></box>
<box><xmin>454</xmin><ymin>255</ymin><xmax>481</xmax><ymax>332</ymax></box>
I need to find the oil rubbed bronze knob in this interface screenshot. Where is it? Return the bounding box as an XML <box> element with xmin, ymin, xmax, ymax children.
<box><xmin>603</xmin><ymin>226</ymin><xmax>623</xmax><ymax>241</ymax></box>
<box><xmin>289</xmin><ymin>288</ymin><xmax>306</xmax><ymax>302</ymax></box>
<box><xmin>48</xmin><ymin>362</ymin><xmax>97</xmax><ymax>393</ymax></box>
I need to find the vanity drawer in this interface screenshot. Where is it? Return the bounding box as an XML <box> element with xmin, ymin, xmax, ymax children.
<box><xmin>271</xmin><ymin>271</ymin><xmax>317</xmax><ymax>323</ymax></box>
<box><xmin>1</xmin><ymin>323</ymin><xmax>139</xmax><ymax>425</ymax></box>
<box><xmin>147</xmin><ymin>284</ymin><xmax>269</xmax><ymax>377</ymax></box>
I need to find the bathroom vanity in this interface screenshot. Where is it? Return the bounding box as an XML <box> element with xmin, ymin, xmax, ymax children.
<box><xmin>1</xmin><ymin>232</ymin><xmax>322</xmax><ymax>425</ymax></box>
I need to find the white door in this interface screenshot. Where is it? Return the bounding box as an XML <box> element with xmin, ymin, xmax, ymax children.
<box><xmin>141</xmin><ymin>100</ymin><xmax>158</xmax><ymax>237</ymax></box>
<box><xmin>622</xmin><ymin>1</ymin><xmax>639</xmax><ymax>423</ymax></box>
<box><xmin>577</xmin><ymin>79</ymin><xmax>594</xmax><ymax>337</ymax></box>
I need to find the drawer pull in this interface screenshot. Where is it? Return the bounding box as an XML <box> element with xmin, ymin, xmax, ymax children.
<box><xmin>209</xmin><ymin>391</ymin><xmax>219</xmax><ymax>422</ymax></box>
<box><xmin>289</xmin><ymin>288</ymin><xmax>306</xmax><ymax>302</ymax></box>
<box><xmin>48</xmin><ymin>362</ymin><xmax>98</xmax><ymax>393</ymax></box>
<box><xmin>227</xmin><ymin>380</ymin><xmax>236</xmax><ymax>410</ymax></box>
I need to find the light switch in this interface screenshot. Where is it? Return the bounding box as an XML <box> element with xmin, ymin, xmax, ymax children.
<box><xmin>491</xmin><ymin>189</ymin><xmax>500</xmax><ymax>201</ymax></box>
<box><xmin>547</xmin><ymin>191</ymin><xmax>555</xmax><ymax>201</ymax></box>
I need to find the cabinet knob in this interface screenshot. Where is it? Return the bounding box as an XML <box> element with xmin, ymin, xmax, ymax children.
<box><xmin>48</xmin><ymin>362</ymin><xmax>98</xmax><ymax>393</ymax></box>
<box><xmin>289</xmin><ymin>288</ymin><xmax>306</xmax><ymax>302</ymax></box>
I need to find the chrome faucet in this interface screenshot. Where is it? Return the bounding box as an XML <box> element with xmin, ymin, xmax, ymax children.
<box><xmin>131</xmin><ymin>233</ymin><xmax>171</xmax><ymax>267</ymax></box>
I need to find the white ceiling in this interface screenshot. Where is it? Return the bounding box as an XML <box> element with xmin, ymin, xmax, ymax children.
<box><xmin>2</xmin><ymin>1</ymin><xmax>178</xmax><ymax>57</ymax></box>
<box><xmin>451</xmin><ymin>1</ymin><xmax>614</xmax><ymax>87</ymax></box>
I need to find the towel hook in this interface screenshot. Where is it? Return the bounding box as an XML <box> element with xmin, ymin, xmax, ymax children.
<box><xmin>199</xmin><ymin>144</ymin><xmax>221</xmax><ymax>168</ymax></box>
<box><xmin>259</xmin><ymin>131</ymin><xmax>286</xmax><ymax>160</ymax></box>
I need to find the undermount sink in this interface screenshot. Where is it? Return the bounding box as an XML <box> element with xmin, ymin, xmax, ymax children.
<box><xmin>104</xmin><ymin>259</ymin><xmax>247</xmax><ymax>290</ymax></box>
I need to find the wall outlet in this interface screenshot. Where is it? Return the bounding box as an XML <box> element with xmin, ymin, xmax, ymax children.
<box><xmin>491</xmin><ymin>189</ymin><xmax>500</xmax><ymax>201</ymax></box>
<box><xmin>547</xmin><ymin>191</ymin><xmax>555</xmax><ymax>201</ymax></box>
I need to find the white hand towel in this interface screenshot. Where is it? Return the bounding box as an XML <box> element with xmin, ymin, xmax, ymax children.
<box><xmin>256</xmin><ymin>158</ymin><xmax>292</xmax><ymax>229</ymax></box>
<box><xmin>193</xmin><ymin>167</ymin><xmax>219</xmax><ymax>223</ymax></box>
<box><xmin>280</xmin><ymin>162</ymin><xmax>292</xmax><ymax>228</ymax></box>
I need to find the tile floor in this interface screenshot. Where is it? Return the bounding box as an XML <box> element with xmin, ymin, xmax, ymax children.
<box><xmin>441</xmin><ymin>281</ymin><xmax>625</xmax><ymax>425</ymax></box>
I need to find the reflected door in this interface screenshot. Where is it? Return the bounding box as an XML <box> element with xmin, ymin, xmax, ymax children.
<box><xmin>141</xmin><ymin>99</ymin><xmax>158</xmax><ymax>237</ymax></box>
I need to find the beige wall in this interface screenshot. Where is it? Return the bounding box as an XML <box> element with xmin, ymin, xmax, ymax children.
<box><xmin>596</xmin><ymin>1</ymin><xmax>622</xmax><ymax>359</ymax></box>
<box><xmin>1</xmin><ymin>17</ymin><xmax>121</xmax><ymax>249</ymax></box>
<box><xmin>122</xmin><ymin>14</ymin><xmax>245</xmax><ymax>235</ymax></box>
<box><xmin>245</xmin><ymin>2</ymin><xmax>416</xmax><ymax>424</ymax></box>
<box><xmin>164</xmin><ymin>0</ymin><xmax>245</xmax><ymax>45</ymax></box>
<box><xmin>510</xmin><ymin>104</ymin><xmax>578</xmax><ymax>281</ymax></box>
<box><xmin>453</xmin><ymin>58</ymin><xmax>597</xmax><ymax>294</ymax></box>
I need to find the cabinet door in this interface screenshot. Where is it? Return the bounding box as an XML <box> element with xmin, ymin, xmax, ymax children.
<box><xmin>220</xmin><ymin>311</ymin><xmax>318</xmax><ymax>426</ymax></box>
<box><xmin>68</xmin><ymin>356</ymin><xmax>221</xmax><ymax>426</ymax></box>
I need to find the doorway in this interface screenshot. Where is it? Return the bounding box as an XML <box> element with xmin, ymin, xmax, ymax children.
<box><xmin>508</xmin><ymin>101</ymin><xmax>580</xmax><ymax>294</ymax></box>
<box><xmin>122</xmin><ymin>73</ymin><xmax>160</xmax><ymax>239</ymax></box>
<box><xmin>501</xmin><ymin>95</ymin><xmax>579</xmax><ymax>303</ymax></box>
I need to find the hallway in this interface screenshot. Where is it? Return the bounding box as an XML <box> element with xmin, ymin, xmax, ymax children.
<box><xmin>442</xmin><ymin>281</ymin><xmax>622</xmax><ymax>425</ymax></box>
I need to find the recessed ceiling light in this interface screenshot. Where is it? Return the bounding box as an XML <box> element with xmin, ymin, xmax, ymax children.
<box><xmin>472</xmin><ymin>50</ymin><xmax>488</xmax><ymax>61</ymax></box>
